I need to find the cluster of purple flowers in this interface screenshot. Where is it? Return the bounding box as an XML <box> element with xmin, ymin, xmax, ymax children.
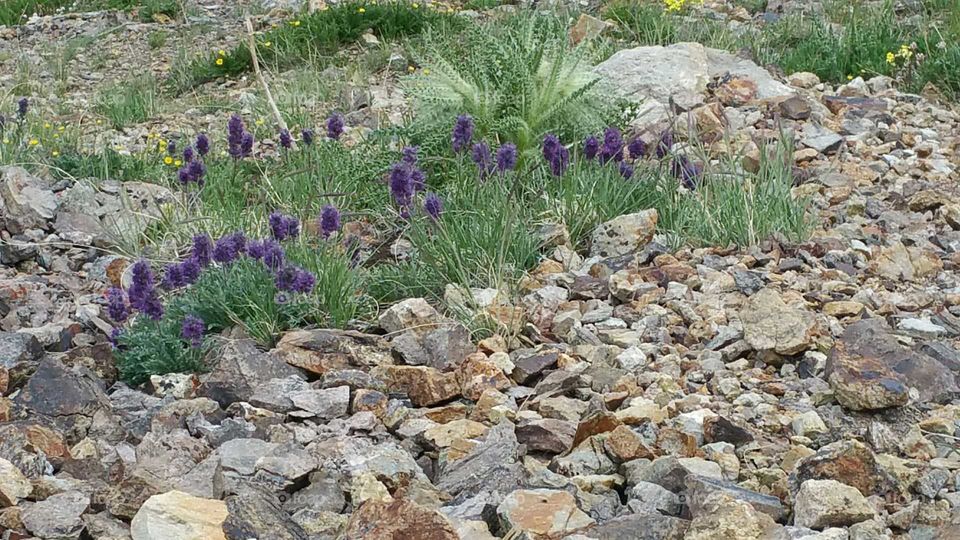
<box><xmin>180</xmin><ymin>315</ymin><xmax>205</xmax><ymax>348</ymax></box>
<box><xmin>326</xmin><ymin>113</ymin><xmax>345</xmax><ymax>141</ymax></box>
<box><xmin>106</xmin><ymin>287</ymin><xmax>129</xmax><ymax>322</ymax></box>
<box><xmin>269</xmin><ymin>212</ymin><xmax>300</xmax><ymax>241</ymax></box>
<box><xmin>16</xmin><ymin>98</ymin><xmax>28</xmax><ymax>121</ymax></box>
<box><xmin>578</xmin><ymin>127</ymin><xmax>701</xmax><ymax>185</ymax></box>
<box><xmin>496</xmin><ymin>143</ymin><xmax>517</xmax><ymax>173</ymax></box>
<box><xmin>598</xmin><ymin>127</ymin><xmax>624</xmax><ymax>164</ymax></box>
<box><xmin>388</xmin><ymin>146</ymin><xmax>427</xmax><ymax>212</ymax></box>
<box><xmin>127</xmin><ymin>260</ymin><xmax>164</xmax><ymax>321</ymax></box>
<box><xmin>319</xmin><ymin>205</ymin><xmax>341</xmax><ymax>239</ymax></box>
<box><xmin>177</xmin><ymin>135</ymin><xmax>208</xmax><ymax>186</ymax></box>
<box><xmin>160</xmin><ymin>257</ymin><xmax>201</xmax><ymax>290</ymax></box>
<box><xmin>279</xmin><ymin>129</ymin><xmax>293</xmax><ymax>150</ymax></box>
<box><xmin>471</xmin><ymin>141</ymin><xmax>494</xmax><ymax>179</ymax></box>
<box><xmin>213</xmin><ymin>232</ymin><xmax>248</xmax><ymax>264</ymax></box>
<box><xmin>247</xmin><ymin>238</ymin><xmax>285</xmax><ymax>269</ymax></box>
<box><xmin>424</xmin><ymin>192</ymin><xmax>443</xmax><ymax>221</ymax></box>
<box><xmin>274</xmin><ymin>265</ymin><xmax>317</xmax><ymax>294</ymax></box>
<box><xmin>451</xmin><ymin>115</ymin><xmax>474</xmax><ymax>153</ymax></box>
<box><xmin>227</xmin><ymin>114</ymin><xmax>255</xmax><ymax>159</ymax></box>
<box><xmin>542</xmin><ymin>134</ymin><xmax>570</xmax><ymax>177</ymax></box>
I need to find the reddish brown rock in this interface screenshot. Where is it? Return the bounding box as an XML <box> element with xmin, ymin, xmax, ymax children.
<box><xmin>572</xmin><ymin>411</ymin><xmax>622</xmax><ymax>448</ymax></box>
<box><xmin>791</xmin><ymin>440</ymin><xmax>895</xmax><ymax>498</ymax></box>
<box><xmin>373</xmin><ymin>365</ymin><xmax>460</xmax><ymax>407</ymax></box>
<box><xmin>603</xmin><ymin>425</ymin><xmax>657</xmax><ymax>461</ymax></box>
<box><xmin>457</xmin><ymin>353</ymin><xmax>512</xmax><ymax>401</ymax></box>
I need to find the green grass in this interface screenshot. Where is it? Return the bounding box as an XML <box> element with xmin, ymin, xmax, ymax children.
<box><xmin>605</xmin><ymin>0</ymin><xmax>960</xmax><ymax>99</ymax></box>
<box><xmin>94</xmin><ymin>75</ymin><xmax>160</xmax><ymax>130</ymax></box>
<box><xmin>0</xmin><ymin>0</ymin><xmax>178</xmax><ymax>26</ymax></box>
<box><xmin>169</xmin><ymin>0</ymin><xmax>462</xmax><ymax>93</ymax></box>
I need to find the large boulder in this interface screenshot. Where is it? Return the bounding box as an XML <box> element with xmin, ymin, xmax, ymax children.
<box><xmin>0</xmin><ymin>166</ymin><xmax>57</xmax><ymax>233</ymax></box>
<box><xmin>197</xmin><ymin>339</ymin><xmax>303</xmax><ymax>407</ymax></box>
<box><xmin>793</xmin><ymin>479</ymin><xmax>875</xmax><ymax>529</ymax></box>
<box><xmin>825</xmin><ymin>319</ymin><xmax>958</xmax><ymax>410</ymax></box>
<box><xmin>594</xmin><ymin>43</ymin><xmax>794</xmax><ymax>110</ymax></box>
<box><xmin>130</xmin><ymin>490</ymin><xmax>228</xmax><ymax>540</ymax></box>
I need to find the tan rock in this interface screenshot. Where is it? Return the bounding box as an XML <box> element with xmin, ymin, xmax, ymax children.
<box><xmin>0</xmin><ymin>458</ymin><xmax>31</xmax><ymax>507</ymax></box>
<box><xmin>130</xmin><ymin>490</ymin><xmax>227</xmax><ymax>540</ymax></box>
<box><xmin>373</xmin><ymin>365</ymin><xmax>460</xmax><ymax>407</ymax></box>
<box><xmin>823</xmin><ymin>301</ymin><xmax>864</xmax><ymax>317</ymax></box>
<box><xmin>457</xmin><ymin>352</ymin><xmax>512</xmax><ymax>401</ymax></box>
<box><xmin>569</xmin><ymin>13</ymin><xmax>612</xmax><ymax>45</ymax></box>
<box><xmin>497</xmin><ymin>489</ymin><xmax>594</xmax><ymax>539</ymax></box>
<box><xmin>740</xmin><ymin>288</ymin><xmax>816</xmax><ymax>355</ymax></box>
<box><xmin>603</xmin><ymin>425</ymin><xmax>657</xmax><ymax>461</ymax></box>
<box><xmin>423</xmin><ymin>419</ymin><xmax>488</xmax><ymax>449</ymax></box>
<box><xmin>344</xmin><ymin>497</ymin><xmax>458</xmax><ymax>539</ymax></box>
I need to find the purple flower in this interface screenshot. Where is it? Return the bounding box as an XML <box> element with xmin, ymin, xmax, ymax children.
<box><xmin>496</xmin><ymin>143</ymin><xmax>517</xmax><ymax>173</ymax></box>
<box><xmin>269</xmin><ymin>212</ymin><xmax>300</xmax><ymax>241</ymax></box>
<box><xmin>180</xmin><ymin>257</ymin><xmax>201</xmax><ymax>285</ymax></box>
<box><xmin>656</xmin><ymin>130</ymin><xmax>674</xmax><ymax>159</ymax></box>
<box><xmin>671</xmin><ymin>155</ymin><xmax>702</xmax><ymax>190</ymax></box>
<box><xmin>402</xmin><ymin>146</ymin><xmax>419</xmax><ymax>166</ymax></box>
<box><xmin>583</xmin><ymin>135</ymin><xmax>600</xmax><ymax>160</ymax></box>
<box><xmin>128</xmin><ymin>260</ymin><xmax>163</xmax><ymax>321</ymax></box>
<box><xmin>228</xmin><ymin>114</ymin><xmax>245</xmax><ymax>158</ymax></box>
<box><xmin>542</xmin><ymin>134</ymin><xmax>569</xmax><ymax>177</ymax></box>
<box><xmin>326</xmin><ymin>112</ymin><xmax>344</xmax><ymax>140</ymax></box>
<box><xmin>246</xmin><ymin>239</ymin><xmax>266</xmax><ymax>260</ymax></box>
<box><xmin>188</xmin><ymin>160</ymin><xmax>206</xmax><ymax>186</ymax></box>
<box><xmin>472</xmin><ymin>141</ymin><xmax>494</xmax><ymax>179</ymax></box>
<box><xmin>166</xmin><ymin>140</ymin><xmax>176</xmax><ymax>156</ymax></box>
<box><xmin>192</xmin><ymin>234</ymin><xmax>213</xmax><ymax>267</ymax></box>
<box><xmin>389</xmin><ymin>163</ymin><xmax>413</xmax><ymax>208</ymax></box>
<box><xmin>180</xmin><ymin>315</ymin><xmax>205</xmax><ymax>348</ymax></box>
<box><xmin>109</xmin><ymin>327</ymin><xmax>122</xmax><ymax>348</ymax></box>
<box><xmin>451</xmin><ymin>114</ymin><xmax>474</xmax><ymax>153</ymax></box>
<box><xmin>183</xmin><ymin>146</ymin><xmax>194</xmax><ymax>163</ymax></box>
<box><xmin>599</xmin><ymin>127</ymin><xmax>623</xmax><ymax>164</ymax></box>
<box><xmin>160</xmin><ymin>263</ymin><xmax>184</xmax><ymax>290</ymax></box>
<box><xmin>240</xmin><ymin>132</ymin><xmax>254</xmax><ymax>157</ymax></box>
<box><xmin>213</xmin><ymin>232</ymin><xmax>246</xmax><ymax>264</ymax></box>
<box><xmin>195</xmin><ymin>133</ymin><xmax>210</xmax><ymax>156</ymax></box>
<box><xmin>279</xmin><ymin>128</ymin><xmax>292</xmax><ymax>149</ymax></box>
<box><xmin>627</xmin><ymin>138</ymin><xmax>646</xmax><ymax>160</ymax></box>
<box><xmin>16</xmin><ymin>98</ymin><xmax>28</xmax><ymax>120</ymax></box>
<box><xmin>301</xmin><ymin>128</ymin><xmax>314</xmax><ymax>145</ymax></box>
<box><xmin>106</xmin><ymin>287</ymin><xmax>129</xmax><ymax>323</ymax></box>
<box><xmin>619</xmin><ymin>161</ymin><xmax>634</xmax><ymax>179</ymax></box>
<box><xmin>275</xmin><ymin>265</ymin><xmax>315</xmax><ymax>293</ymax></box>
<box><xmin>261</xmin><ymin>240</ymin><xmax>285</xmax><ymax>270</ymax></box>
<box><xmin>424</xmin><ymin>192</ymin><xmax>442</xmax><ymax>221</ymax></box>
<box><xmin>319</xmin><ymin>205</ymin><xmax>341</xmax><ymax>239</ymax></box>
<box><xmin>410</xmin><ymin>167</ymin><xmax>426</xmax><ymax>192</ymax></box>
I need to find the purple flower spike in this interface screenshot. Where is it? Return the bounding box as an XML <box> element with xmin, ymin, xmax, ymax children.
<box><xmin>326</xmin><ymin>112</ymin><xmax>345</xmax><ymax>140</ymax></box>
<box><xmin>542</xmin><ymin>134</ymin><xmax>569</xmax><ymax>177</ymax></box>
<box><xmin>424</xmin><ymin>192</ymin><xmax>442</xmax><ymax>221</ymax></box>
<box><xmin>183</xmin><ymin>146</ymin><xmax>194</xmax><ymax>163</ymax></box>
<box><xmin>301</xmin><ymin>128</ymin><xmax>314</xmax><ymax>145</ymax></box>
<box><xmin>389</xmin><ymin>163</ymin><xmax>413</xmax><ymax>208</ymax></box>
<box><xmin>181</xmin><ymin>315</ymin><xmax>205</xmax><ymax>348</ymax></box>
<box><xmin>583</xmin><ymin>135</ymin><xmax>600</xmax><ymax>160</ymax></box>
<box><xmin>619</xmin><ymin>161</ymin><xmax>634</xmax><ymax>179</ymax></box>
<box><xmin>291</xmin><ymin>268</ymin><xmax>316</xmax><ymax>293</ymax></box>
<box><xmin>496</xmin><ymin>143</ymin><xmax>517</xmax><ymax>173</ymax></box>
<box><xmin>106</xmin><ymin>287</ymin><xmax>129</xmax><ymax>323</ymax></box>
<box><xmin>180</xmin><ymin>257</ymin><xmax>201</xmax><ymax>285</ymax></box>
<box><xmin>166</xmin><ymin>140</ymin><xmax>176</xmax><ymax>156</ymax></box>
<box><xmin>128</xmin><ymin>260</ymin><xmax>163</xmax><ymax>321</ymax></box>
<box><xmin>269</xmin><ymin>212</ymin><xmax>300</xmax><ymax>241</ymax></box>
<box><xmin>261</xmin><ymin>239</ymin><xmax>285</xmax><ymax>270</ymax></box>
<box><xmin>213</xmin><ymin>232</ymin><xmax>246</xmax><ymax>264</ymax></box>
<box><xmin>599</xmin><ymin>127</ymin><xmax>624</xmax><ymax>164</ymax></box>
<box><xmin>402</xmin><ymin>146</ymin><xmax>419</xmax><ymax>166</ymax></box>
<box><xmin>240</xmin><ymin>132</ymin><xmax>254</xmax><ymax>157</ymax></box>
<box><xmin>228</xmin><ymin>114</ymin><xmax>245</xmax><ymax>158</ymax></box>
<box><xmin>160</xmin><ymin>263</ymin><xmax>184</xmax><ymax>290</ymax></box>
<box><xmin>451</xmin><ymin>114</ymin><xmax>474</xmax><ymax>153</ymax></box>
<box><xmin>192</xmin><ymin>234</ymin><xmax>213</xmax><ymax>267</ymax></box>
<box><xmin>279</xmin><ymin>129</ymin><xmax>293</xmax><ymax>149</ymax></box>
<box><xmin>472</xmin><ymin>141</ymin><xmax>494</xmax><ymax>179</ymax></box>
<box><xmin>657</xmin><ymin>130</ymin><xmax>674</xmax><ymax>159</ymax></box>
<box><xmin>410</xmin><ymin>167</ymin><xmax>426</xmax><ymax>192</ymax></box>
<box><xmin>16</xmin><ymin>98</ymin><xmax>28</xmax><ymax>120</ymax></box>
<box><xmin>319</xmin><ymin>205</ymin><xmax>341</xmax><ymax>239</ymax></box>
<box><xmin>627</xmin><ymin>138</ymin><xmax>646</xmax><ymax>160</ymax></box>
<box><xmin>195</xmin><ymin>133</ymin><xmax>210</xmax><ymax>156</ymax></box>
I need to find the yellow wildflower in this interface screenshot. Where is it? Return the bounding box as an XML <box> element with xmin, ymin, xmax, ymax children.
<box><xmin>163</xmin><ymin>156</ymin><xmax>173</xmax><ymax>165</ymax></box>
<box><xmin>43</xmin><ymin>122</ymin><xmax>51</xmax><ymax>129</ymax></box>
<box><xmin>1</xmin><ymin>139</ymin><xmax>8</xmax><ymax>144</ymax></box>
<box><xmin>423</xmin><ymin>68</ymin><xmax>431</xmax><ymax>75</ymax></box>
<box><xmin>52</xmin><ymin>150</ymin><xmax>60</xmax><ymax>157</ymax></box>
<box><xmin>358</xmin><ymin>7</ymin><xmax>366</xmax><ymax>13</ymax></box>
<box><xmin>96</xmin><ymin>119</ymin><xmax>102</xmax><ymax>125</ymax></box>
<box><xmin>255</xmin><ymin>118</ymin><xmax>265</xmax><ymax>126</ymax></box>
<box><xmin>216</xmin><ymin>58</ymin><xmax>224</xmax><ymax>66</ymax></box>
<box><xmin>263</xmin><ymin>41</ymin><xmax>272</xmax><ymax>47</ymax></box>
<box><xmin>57</xmin><ymin>126</ymin><xmax>65</xmax><ymax>132</ymax></box>
<box><xmin>407</xmin><ymin>65</ymin><xmax>415</xmax><ymax>73</ymax></box>
<box><xmin>291</xmin><ymin>20</ymin><xmax>301</xmax><ymax>26</ymax></box>
<box><xmin>28</xmin><ymin>139</ymin><xmax>39</xmax><ymax>146</ymax></box>
<box><xmin>412</xmin><ymin>2</ymin><xmax>419</xmax><ymax>7</ymax></box>
<box><xmin>53</xmin><ymin>134</ymin><xmax>59</xmax><ymax>139</ymax></box>
<box><xmin>886</xmin><ymin>51</ymin><xmax>895</xmax><ymax>64</ymax></box>
<box><xmin>218</xmin><ymin>49</ymin><xmax>225</xmax><ymax>55</ymax></box>
<box><xmin>847</xmin><ymin>75</ymin><xmax>853</xmax><ymax>80</ymax></box>
<box><xmin>174</xmin><ymin>159</ymin><xmax>182</xmax><ymax>167</ymax></box>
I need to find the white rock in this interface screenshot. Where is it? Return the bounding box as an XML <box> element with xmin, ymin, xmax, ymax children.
<box><xmin>130</xmin><ymin>490</ymin><xmax>228</xmax><ymax>540</ymax></box>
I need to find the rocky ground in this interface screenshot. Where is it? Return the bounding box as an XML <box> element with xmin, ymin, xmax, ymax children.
<box><xmin>2</xmin><ymin>1</ymin><xmax>960</xmax><ymax>540</ymax></box>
